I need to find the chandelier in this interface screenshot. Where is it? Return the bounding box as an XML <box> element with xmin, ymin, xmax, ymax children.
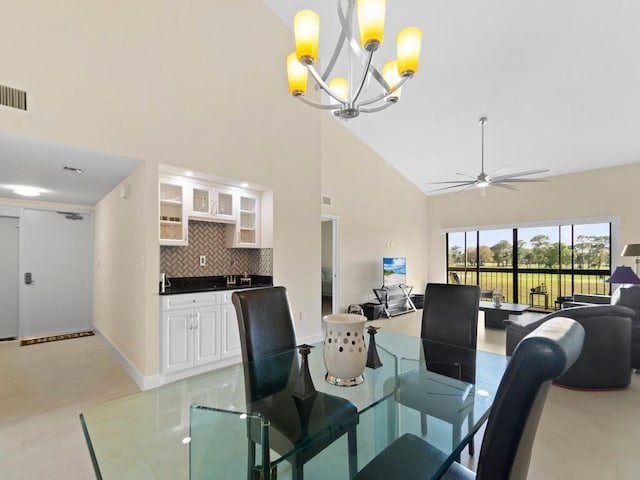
<box><xmin>286</xmin><ymin>0</ymin><xmax>422</xmax><ymax>120</ymax></box>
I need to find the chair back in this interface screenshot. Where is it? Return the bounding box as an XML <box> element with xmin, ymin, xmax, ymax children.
<box><xmin>232</xmin><ymin>286</ymin><xmax>298</xmax><ymax>401</ymax></box>
<box><xmin>421</xmin><ymin>283</ymin><xmax>480</xmax><ymax>349</ymax></box>
<box><xmin>476</xmin><ymin>317</ymin><xmax>585</xmax><ymax>480</ymax></box>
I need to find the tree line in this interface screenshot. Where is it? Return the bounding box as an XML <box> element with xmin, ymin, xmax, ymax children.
<box><xmin>449</xmin><ymin>234</ymin><xmax>610</xmax><ymax>269</ymax></box>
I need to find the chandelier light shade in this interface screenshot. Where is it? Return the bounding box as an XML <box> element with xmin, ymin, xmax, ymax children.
<box><xmin>382</xmin><ymin>60</ymin><xmax>402</xmax><ymax>100</ymax></box>
<box><xmin>356</xmin><ymin>0</ymin><xmax>386</xmax><ymax>50</ymax></box>
<box><xmin>329</xmin><ymin>77</ymin><xmax>349</xmax><ymax>103</ymax></box>
<box><xmin>286</xmin><ymin>53</ymin><xmax>308</xmax><ymax>96</ymax></box>
<box><xmin>294</xmin><ymin>9</ymin><xmax>320</xmax><ymax>63</ymax></box>
<box><xmin>397</xmin><ymin>27</ymin><xmax>423</xmax><ymax>75</ymax></box>
<box><xmin>286</xmin><ymin>0</ymin><xmax>422</xmax><ymax>120</ymax></box>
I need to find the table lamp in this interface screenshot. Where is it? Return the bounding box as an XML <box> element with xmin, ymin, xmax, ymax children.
<box><xmin>605</xmin><ymin>265</ymin><xmax>640</xmax><ymax>285</ymax></box>
<box><xmin>621</xmin><ymin>243</ymin><xmax>640</xmax><ymax>276</ymax></box>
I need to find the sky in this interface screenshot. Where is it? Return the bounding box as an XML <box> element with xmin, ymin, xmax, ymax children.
<box><xmin>449</xmin><ymin>223</ymin><xmax>610</xmax><ymax>249</ymax></box>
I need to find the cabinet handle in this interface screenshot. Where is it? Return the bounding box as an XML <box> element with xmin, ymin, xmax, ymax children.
<box><xmin>188</xmin><ymin>314</ymin><xmax>193</xmax><ymax>330</ymax></box>
<box><xmin>195</xmin><ymin>312</ymin><xmax>200</xmax><ymax>329</ymax></box>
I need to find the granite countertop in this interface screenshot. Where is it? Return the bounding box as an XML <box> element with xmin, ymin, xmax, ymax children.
<box><xmin>159</xmin><ymin>275</ymin><xmax>273</xmax><ymax>295</ymax></box>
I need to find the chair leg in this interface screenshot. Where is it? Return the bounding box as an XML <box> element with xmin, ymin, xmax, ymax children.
<box><xmin>468</xmin><ymin>435</ymin><xmax>474</xmax><ymax>456</ymax></box>
<box><xmin>248</xmin><ymin>439</ymin><xmax>256</xmax><ymax>480</ymax></box>
<box><xmin>291</xmin><ymin>458</ymin><xmax>303</xmax><ymax>480</ymax></box>
<box><xmin>420</xmin><ymin>413</ymin><xmax>428</xmax><ymax>436</ymax></box>
<box><xmin>348</xmin><ymin>428</ymin><xmax>358</xmax><ymax>479</ymax></box>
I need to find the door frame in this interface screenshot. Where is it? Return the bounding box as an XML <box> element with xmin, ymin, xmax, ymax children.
<box><xmin>321</xmin><ymin>214</ymin><xmax>340</xmax><ymax>314</ymax></box>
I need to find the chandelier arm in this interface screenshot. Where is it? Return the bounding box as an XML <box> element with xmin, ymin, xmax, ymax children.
<box><xmin>295</xmin><ymin>95</ymin><xmax>342</xmax><ymax>111</ymax></box>
<box><xmin>351</xmin><ymin>48</ymin><xmax>375</xmax><ymax>104</ymax></box>
<box><xmin>307</xmin><ymin>64</ymin><xmax>348</xmax><ymax>104</ymax></box>
<box><xmin>321</xmin><ymin>0</ymin><xmax>354</xmax><ymax>82</ymax></box>
<box><xmin>357</xmin><ymin>75</ymin><xmax>411</xmax><ymax>107</ymax></box>
<box><xmin>359</xmin><ymin>101</ymin><xmax>396</xmax><ymax>114</ymax></box>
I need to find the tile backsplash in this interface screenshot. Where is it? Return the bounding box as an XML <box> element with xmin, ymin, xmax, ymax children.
<box><xmin>160</xmin><ymin>220</ymin><xmax>273</xmax><ymax>277</ymax></box>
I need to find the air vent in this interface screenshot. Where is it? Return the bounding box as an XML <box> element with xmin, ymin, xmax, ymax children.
<box><xmin>321</xmin><ymin>195</ymin><xmax>332</xmax><ymax>206</ymax></box>
<box><xmin>0</xmin><ymin>84</ymin><xmax>27</xmax><ymax>111</ymax></box>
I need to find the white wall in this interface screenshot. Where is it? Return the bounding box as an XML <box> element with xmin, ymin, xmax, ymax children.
<box><xmin>321</xmin><ymin>115</ymin><xmax>430</xmax><ymax>311</ymax></box>
<box><xmin>0</xmin><ymin>0</ymin><xmax>429</xmax><ymax>383</ymax></box>
<box><xmin>426</xmin><ymin>163</ymin><xmax>640</xmax><ymax>282</ymax></box>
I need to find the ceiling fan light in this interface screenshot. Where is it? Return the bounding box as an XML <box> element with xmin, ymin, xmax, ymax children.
<box><xmin>382</xmin><ymin>60</ymin><xmax>402</xmax><ymax>100</ymax></box>
<box><xmin>477</xmin><ymin>181</ymin><xmax>489</xmax><ymax>188</ymax></box>
<box><xmin>294</xmin><ymin>9</ymin><xmax>320</xmax><ymax>64</ymax></box>
<box><xmin>286</xmin><ymin>52</ymin><xmax>308</xmax><ymax>96</ymax></box>
<box><xmin>356</xmin><ymin>0</ymin><xmax>385</xmax><ymax>51</ymax></box>
<box><xmin>397</xmin><ymin>27</ymin><xmax>422</xmax><ymax>76</ymax></box>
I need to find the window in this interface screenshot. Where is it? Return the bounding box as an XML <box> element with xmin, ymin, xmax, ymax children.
<box><xmin>446</xmin><ymin>222</ymin><xmax>611</xmax><ymax>309</ymax></box>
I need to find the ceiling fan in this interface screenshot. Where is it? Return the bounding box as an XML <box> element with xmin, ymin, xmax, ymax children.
<box><xmin>429</xmin><ymin>117</ymin><xmax>549</xmax><ymax>193</ymax></box>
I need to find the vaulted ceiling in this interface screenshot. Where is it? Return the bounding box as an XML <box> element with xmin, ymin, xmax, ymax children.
<box><xmin>264</xmin><ymin>0</ymin><xmax>640</xmax><ymax>194</ymax></box>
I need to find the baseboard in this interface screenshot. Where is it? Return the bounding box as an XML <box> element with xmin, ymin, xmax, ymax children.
<box><xmin>94</xmin><ymin>328</ymin><xmax>325</xmax><ymax>392</ymax></box>
<box><xmin>93</xmin><ymin>327</ymin><xmax>162</xmax><ymax>391</ymax></box>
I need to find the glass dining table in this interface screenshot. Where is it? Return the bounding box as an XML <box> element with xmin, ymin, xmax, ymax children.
<box><xmin>79</xmin><ymin>330</ymin><xmax>508</xmax><ymax>479</ymax></box>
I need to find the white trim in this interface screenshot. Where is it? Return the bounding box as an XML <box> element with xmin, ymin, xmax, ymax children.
<box><xmin>94</xmin><ymin>325</ymin><xmax>245</xmax><ymax>391</ymax></box>
<box><xmin>439</xmin><ymin>215</ymin><xmax>619</xmax><ymax>235</ymax></box>
<box><xmin>321</xmin><ymin>214</ymin><xmax>340</xmax><ymax>314</ymax></box>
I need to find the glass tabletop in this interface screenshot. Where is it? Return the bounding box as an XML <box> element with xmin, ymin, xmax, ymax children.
<box><xmin>80</xmin><ymin>330</ymin><xmax>508</xmax><ymax>479</ymax></box>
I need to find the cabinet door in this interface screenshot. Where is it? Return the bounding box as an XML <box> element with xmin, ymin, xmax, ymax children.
<box><xmin>190</xmin><ymin>184</ymin><xmax>212</xmax><ymax>218</ymax></box>
<box><xmin>227</xmin><ymin>192</ymin><xmax>260</xmax><ymax>248</ymax></box>
<box><xmin>194</xmin><ymin>306</ymin><xmax>221</xmax><ymax>366</ymax></box>
<box><xmin>221</xmin><ymin>304</ymin><xmax>241</xmax><ymax>358</ymax></box>
<box><xmin>162</xmin><ymin>309</ymin><xmax>193</xmax><ymax>372</ymax></box>
<box><xmin>211</xmin><ymin>189</ymin><xmax>236</xmax><ymax>223</ymax></box>
<box><xmin>160</xmin><ymin>179</ymin><xmax>188</xmax><ymax>246</ymax></box>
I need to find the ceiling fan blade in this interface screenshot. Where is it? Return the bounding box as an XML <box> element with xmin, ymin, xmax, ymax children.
<box><xmin>492</xmin><ymin>178</ymin><xmax>548</xmax><ymax>183</ymax></box>
<box><xmin>455</xmin><ymin>172</ymin><xmax>476</xmax><ymax>179</ymax></box>
<box><xmin>428</xmin><ymin>182</ymin><xmax>476</xmax><ymax>193</ymax></box>
<box><xmin>487</xmin><ymin>165</ymin><xmax>512</xmax><ymax>177</ymax></box>
<box><xmin>428</xmin><ymin>180</ymin><xmax>477</xmax><ymax>185</ymax></box>
<box><xmin>490</xmin><ymin>182</ymin><xmax>519</xmax><ymax>191</ymax></box>
<box><xmin>490</xmin><ymin>169</ymin><xmax>549</xmax><ymax>182</ymax></box>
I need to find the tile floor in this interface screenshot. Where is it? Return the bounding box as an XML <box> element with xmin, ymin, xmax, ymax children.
<box><xmin>1</xmin><ymin>311</ymin><xmax>639</xmax><ymax>479</ymax></box>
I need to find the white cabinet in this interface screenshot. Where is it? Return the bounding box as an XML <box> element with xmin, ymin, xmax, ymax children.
<box><xmin>161</xmin><ymin>291</ymin><xmax>242</xmax><ymax>374</ymax></box>
<box><xmin>189</xmin><ymin>184</ymin><xmax>236</xmax><ymax>223</ymax></box>
<box><xmin>221</xmin><ymin>303</ymin><xmax>241</xmax><ymax>358</ymax></box>
<box><xmin>227</xmin><ymin>192</ymin><xmax>260</xmax><ymax>248</ymax></box>
<box><xmin>160</xmin><ymin>179</ymin><xmax>188</xmax><ymax>246</ymax></box>
<box><xmin>161</xmin><ymin>293</ymin><xmax>221</xmax><ymax>373</ymax></box>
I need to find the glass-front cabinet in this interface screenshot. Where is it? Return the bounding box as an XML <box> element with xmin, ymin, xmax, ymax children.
<box><xmin>227</xmin><ymin>192</ymin><xmax>260</xmax><ymax>248</ymax></box>
<box><xmin>189</xmin><ymin>184</ymin><xmax>236</xmax><ymax>223</ymax></box>
<box><xmin>159</xmin><ymin>179</ymin><xmax>187</xmax><ymax>246</ymax></box>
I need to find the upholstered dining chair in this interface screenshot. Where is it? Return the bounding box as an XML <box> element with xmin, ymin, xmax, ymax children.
<box><xmin>354</xmin><ymin>317</ymin><xmax>585</xmax><ymax>480</ymax></box>
<box><xmin>232</xmin><ymin>286</ymin><xmax>359</xmax><ymax>480</ymax></box>
<box><xmin>393</xmin><ymin>283</ymin><xmax>481</xmax><ymax>456</ymax></box>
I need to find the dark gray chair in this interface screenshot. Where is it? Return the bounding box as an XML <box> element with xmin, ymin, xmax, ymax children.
<box><xmin>611</xmin><ymin>285</ymin><xmax>640</xmax><ymax>369</ymax></box>
<box><xmin>354</xmin><ymin>317</ymin><xmax>585</xmax><ymax>480</ymax></box>
<box><xmin>232</xmin><ymin>286</ymin><xmax>359</xmax><ymax>480</ymax></box>
<box><xmin>393</xmin><ymin>283</ymin><xmax>481</xmax><ymax>456</ymax></box>
<box><xmin>506</xmin><ymin>304</ymin><xmax>634</xmax><ymax>389</ymax></box>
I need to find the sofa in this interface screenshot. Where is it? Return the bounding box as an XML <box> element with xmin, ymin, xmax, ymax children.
<box><xmin>505</xmin><ymin>304</ymin><xmax>635</xmax><ymax>389</ymax></box>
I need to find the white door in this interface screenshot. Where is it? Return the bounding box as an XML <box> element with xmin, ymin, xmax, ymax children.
<box><xmin>194</xmin><ymin>306</ymin><xmax>221</xmax><ymax>365</ymax></box>
<box><xmin>0</xmin><ymin>216</ymin><xmax>19</xmax><ymax>339</ymax></box>
<box><xmin>163</xmin><ymin>309</ymin><xmax>193</xmax><ymax>372</ymax></box>
<box><xmin>21</xmin><ymin>209</ymin><xmax>93</xmax><ymax>337</ymax></box>
<box><xmin>221</xmin><ymin>304</ymin><xmax>241</xmax><ymax>358</ymax></box>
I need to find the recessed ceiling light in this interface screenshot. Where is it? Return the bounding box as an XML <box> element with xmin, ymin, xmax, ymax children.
<box><xmin>184</xmin><ymin>171</ymin><xmax>194</xmax><ymax>177</ymax></box>
<box><xmin>241</xmin><ymin>182</ymin><xmax>249</xmax><ymax>188</ymax></box>
<box><xmin>63</xmin><ymin>166</ymin><xmax>84</xmax><ymax>174</ymax></box>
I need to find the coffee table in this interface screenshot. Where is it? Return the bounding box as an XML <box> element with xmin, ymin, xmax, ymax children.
<box><xmin>479</xmin><ymin>301</ymin><xmax>530</xmax><ymax>329</ymax></box>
